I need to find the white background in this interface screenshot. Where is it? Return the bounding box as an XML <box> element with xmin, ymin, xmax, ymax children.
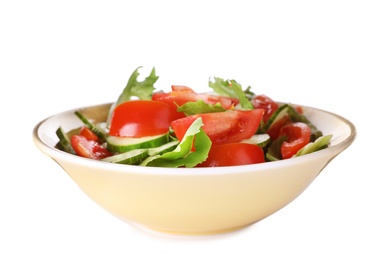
<box><xmin>1</xmin><ymin>0</ymin><xmax>384</xmax><ymax>259</ymax></box>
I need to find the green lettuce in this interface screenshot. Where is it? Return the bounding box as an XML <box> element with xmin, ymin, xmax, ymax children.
<box><xmin>177</xmin><ymin>100</ymin><xmax>226</xmax><ymax>116</ymax></box>
<box><xmin>140</xmin><ymin>117</ymin><xmax>212</xmax><ymax>168</ymax></box>
<box><xmin>208</xmin><ymin>77</ymin><xmax>253</xmax><ymax>109</ymax></box>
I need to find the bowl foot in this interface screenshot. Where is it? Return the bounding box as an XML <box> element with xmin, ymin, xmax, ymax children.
<box><xmin>130</xmin><ymin>222</ymin><xmax>254</xmax><ymax>237</ymax></box>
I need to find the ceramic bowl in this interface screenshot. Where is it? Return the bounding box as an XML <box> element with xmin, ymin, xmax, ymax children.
<box><xmin>32</xmin><ymin>102</ymin><xmax>356</xmax><ymax>235</ymax></box>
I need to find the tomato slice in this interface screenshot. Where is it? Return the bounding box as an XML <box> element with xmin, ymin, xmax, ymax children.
<box><xmin>171</xmin><ymin>109</ymin><xmax>264</xmax><ymax>146</ymax></box>
<box><xmin>152</xmin><ymin>85</ymin><xmax>239</xmax><ymax>113</ymax></box>
<box><xmin>71</xmin><ymin>135</ymin><xmax>112</xmax><ymax>160</ymax></box>
<box><xmin>109</xmin><ymin>100</ymin><xmax>177</xmax><ymax>138</ymax></box>
<box><xmin>197</xmin><ymin>143</ymin><xmax>265</xmax><ymax>167</ymax></box>
<box><xmin>251</xmin><ymin>94</ymin><xmax>279</xmax><ymax>123</ymax></box>
<box><xmin>279</xmin><ymin>122</ymin><xmax>311</xmax><ymax>159</ymax></box>
<box><xmin>151</xmin><ymin>91</ymin><xmax>186</xmax><ymax>119</ymax></box>
<box><xmin>267</xmin><ymin>115</ymin><xmax>291</xmax><ymax>140</ymax></box>
<box><xmin>79</xmin><ymin>126</ymin><xmax>99</xmax><ymax>142</ymax></box>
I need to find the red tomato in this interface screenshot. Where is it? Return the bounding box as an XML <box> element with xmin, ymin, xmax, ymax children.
<box><xmin>267</xmin><ymin>115</ymin><xmax>291</xmax><ymax>140</ymax></box>
<box><xmin>151</xmin><ymin>91</ymin><xmax>186</xmax><ymax>119</ymax></box>
<box><xmin>109</xmin><ymin>100</ymin><xmax>177</xmax><ymax>137</ymax></box>
<box><xmin>251</xmin><ymin>94</ymin><xmax>279</xmax><ymax>123</ymax></box>
<box><xmin>71</xmin><ymin>135</ymin><xmax>112</xmax><ymax>160</ymax></box>
<box><xmin>198</xmin><ymin>143</ymin><xmax>265</xmax><ymax>167</ymax></box>
<box><xmin>171</xmin><ymin>109</ymin><xmax>264</xmax><ymax>146</ymax></box>
<box><xmin>79</xmin><ymin>126</ymin><xmax>99</xmax><ymax>142</ymax></box>
<box><xmin>152</xmin><ymin>85</ymin><xmax>239</xmax><ymax>113</ymax></box>
<box><xmin>279</xmin><ymin>122</ymin><xmax>311</xmax><ymax>159</ymax></box>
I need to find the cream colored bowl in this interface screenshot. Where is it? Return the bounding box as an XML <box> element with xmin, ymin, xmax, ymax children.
<box><xmin>32</xmin><ymin>103</ymin><xmax>356</xmax><ymax>235</ymax></box>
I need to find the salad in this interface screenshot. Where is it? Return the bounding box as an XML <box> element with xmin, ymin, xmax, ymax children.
<box><xmin>56</xmin><ymin>67</ymin><xmax>332</xmax><ymax>167</ymax></box>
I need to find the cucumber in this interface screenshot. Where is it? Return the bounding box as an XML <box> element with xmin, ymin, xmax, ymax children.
<box><xmin>55</xmin><ymin>126</ymin><xmax>76</xmax><ymax>154</ymax></box>
<box><xmin>261</xmin><ymin>104</ymin><xmax>289</xmax><ymax>132</ymax></box>
<box><xmin>148</xmin><ymin>140</ymin><xmax>179</xmax><ymax>156</ymax></box>
<box><xmin>101</xmin><ymin>149</ymin><xmax>149</xmax><ymax>165</ymax></box>
<box><xmin>74</xmin><ymin>111</ymin><xmax>107</xmax><ymax>142</ymax></box>
<box><xmin>295</xmin><ymin>134</ymin><xmax>333</xmax><ymax>157</ymax></box>
<box><xmin>106</xmin><ymin>133</ymin><xmax>169</xmax><ymax>153</ymax></box>
<box><xmin>241</xmin><ymin>134</ymin><xmax>270</xmax><ymax>148</ymax></box>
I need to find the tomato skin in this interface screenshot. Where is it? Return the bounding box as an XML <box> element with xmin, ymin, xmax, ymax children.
<box><xmin>197</xmin><ymin>143</ymin><xmax>265</xmax><ymax>167</ymax></box>
<box><xmin>151</xmin><ymin>91</ymin><xmax>186</xmax><ymax>119</ymax></box>
<box><xmin>279</xmin><ymin>122</ymin><xmax>311</xmax><ymax>159</ymax></box>
<box><xmin>79</xmin><ymin>126</ymin><xmax>99</xmax><ymax>142</ymax></box>
<box><xmin>152</xmin><ymin>85</ymin><xmax>239</xmax><ymax>113</ymax></box>
<box><xmin>267</xmin><ymin>115</ymin><xmax>291</xmax><ymax>140</ymax></box>
<box><xmin>109</xmin><ymin>100</ymin><xmax>177</xmax><ymax>138</ymax></box>
<box><xmin>251</xmin><ymin>94</ymin><xmax>279</xmax><ymax>123</ymax></box>
<box><xmin>71</xmin><ymin>135</ymin><xmax>112</xmax><ymax>160</ymax></box>
<box><xmin>171</xmin><ymin>109</ymin><xmax>264</xmax><ymax>146</ymax></box>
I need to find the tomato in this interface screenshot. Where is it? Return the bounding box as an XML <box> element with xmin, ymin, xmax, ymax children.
<box><xmin>109</xmin><ymin>100</ymin><xmax>178</xmax><ymax>138</ymax></box>
<box><xmin>267</xmin><ymin>115</ymin><xmax>291</xmax><ymax>140</ymax></box>
<box><xmin>151</xmin><ymin>91</ymin><xmax>186</xmax><ymax>119</ymax></box>
<box><xmin>197</xmin><ymin>143</ymin><xmax>265</xmax><ymax>167</ymax></box>
<box><xmin>71</xmin><ymin>135</ymin><xmax>112</xmax><ymax>160</ymax></box>
<box><xmin>171</xmin><ymin>109</ymin><xmax>264</xmax><ymax>146</ymax></box>
<box><xmin>279</xmin><ymin>122</ymin><xmax>311</xmax><ymax>159</ymax></box>
<box><xmin>152</xmin><ymin>85</ymin><xmax>239</xmax><ymax>114</ymax></box>
<box><xmin>251</xmin><ymin>94</ymin><xmax>279</xmax><ymax>123</ymax></box>
<box><xmin>79</xmin><ymin>126</ymin><xmax>99</xmax><ymax>142</ymax></box>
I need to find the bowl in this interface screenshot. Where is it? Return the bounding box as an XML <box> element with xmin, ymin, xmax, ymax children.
<box><xmin>32</xmin><ymin>102</ymin><xmax>356</xmax><ymax>235</ymax></box>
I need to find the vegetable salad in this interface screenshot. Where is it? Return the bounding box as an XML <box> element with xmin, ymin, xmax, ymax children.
<box><xmin>56</xmin><ymin>67</ymin><xmax>332</xmax><ymax>167</ymax></box>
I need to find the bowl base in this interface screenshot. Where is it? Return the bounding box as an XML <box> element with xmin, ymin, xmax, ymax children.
<box><xmin>130</xmin><ymin>222</ymin><xmax>254</xmax><ymax>237</ymax></box>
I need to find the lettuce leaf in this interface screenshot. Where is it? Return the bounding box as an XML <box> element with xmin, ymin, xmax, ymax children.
<box><xmin>177</xmin><ymin>100</ymin><xmax>226</xmax><ymax>116</ymax></box>
<box><xmin>116</xmin><ymin>66</ymin><xmax>158</xmax><ymax>104</ymax></box>
<box><xmin>140</xmin><ymin>117</ymin><xmax>212</xmax><ymax>168</ymax></box>
<box><xmin>107</xmin><ymin>66</ymin><xmax>158</xmax><ymax>126</ymax></box>
<box><xmin>208</xmin><ymin>77</ymin><xmax>253</xmax><ymax>109</ymax></box>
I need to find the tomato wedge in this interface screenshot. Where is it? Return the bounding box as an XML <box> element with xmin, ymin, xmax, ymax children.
<box><xmin>279</xmin><ymin>122</ymin><xmax>311</xmax><ymax>159</ymax></box>
<box><xmin>198</xmin><ymin>143</ymin><xmax>265</xmax><ymax>167</ymax></box>
<box><xmin>71</xmin><ymin>135</ymin><xmax>112</xmax><ymax>160</ymax></box>
<box><xmin>171</xmin><ymin>109</ymin><xmax>264</xmax><ymax>146</ymax></box>
<box><xmin>109</xmin><ymin>100</ymin><xmax>178</xmax><ymax>138</ymax></box>
<box><xmin>251</xmin><ymin>94</ymin><xmax>279</xmax><ymax>123</ymax></box>
<box><xmin>79</xmin><ymin>126</ymin><xmax>99</xmax><ymax>142</ymax></box>
<box><xmin>267</xmin><ymin>115</ymin><xmax>291</xmax><ymax>140</ymax></box>
<box><xmin>152</xmin><ymin>85</ymin><xmax>239</xmax><ymax>115</ymax></box>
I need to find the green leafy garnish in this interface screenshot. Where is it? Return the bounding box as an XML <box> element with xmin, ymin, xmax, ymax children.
<box><xmin>107</xmin><ymin>66</ymin><xmax>159</xmax><ymax>126</ymax></box>
<box><xmin>140</xmin><ymin>117</ymin><xmax>212</xmax><ymax>168</ymax></box>
<box><xmin>177</xmin><ymin>100</ymin><xmax>226</xmax><ymax>115</ymax></box>
<box><xmin>209</xmin><ymin>77</ymin><xmax>237</xmax><ymax>98</ymax></box>
<box><xmin>116</xmin><ymin>66</ymin><xmax>158</xmax><ymax>104</ymax></box>
<box><xmin>209</xmin><ymin>77</ymin><xmax>254</xmax><ymax>109</ymax></box>
<box><xmin>265</xmin><ymin>136</ymin><xmax>286</xmax><ymax>161</ymax></box>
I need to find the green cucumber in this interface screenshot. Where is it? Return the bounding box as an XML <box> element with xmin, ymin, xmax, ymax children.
<box><xmin>261</xmin><ymin>104</ymin><xmax>289</xmax><ymax>133</ymax></box>
<box><xmin>106</xmin><ymin>133</ymin><xmax>169</xmax><ymax>153</ymax></box>
<box><xmin>55</xmin><ymin>126</ymin><xmax>76</xmax><ymax>154</ymax></box>
<box><xmin>295</xmin><ymin>134</ymin><xmax>333</xmax><ymax>157</ymax></box>
<box><xmin>148</xmin><ymin>140</ymin><xmax>179</xmax><ymax>156</ymax></box>
<box><xmin>101</xmin><ymin>149</ymin><xmax>149</xmax><ymax>165</ymax></box>
<box><xmin>241</xmin><ymin>134</ymin><xmax>271</xmax><ymax>148</ymax></box>
<box><xmin>74</xmin><ymin>111</ymin><xmax>107</xmax><ymax>142</ymax></box>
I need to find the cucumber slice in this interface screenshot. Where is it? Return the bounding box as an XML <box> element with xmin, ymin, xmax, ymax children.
<box><xmin>55</xmin><ymin>126</ymin><xmax>76</xmax><ymax>154</ymax></box>
<box><xmin>241</xmin><ymin>134</ymin><xmax>271</xmax><ymax>148</ymax></box>
<box><xmin>106</xmin><ymin>133</ymin><xmax>169</xmax><ymax>153</ymax></box>
<box><xmin>295</xmin><ymin>134</ymin><xmax>333</xmax><ymax>157</ymax></box>
<box><xmin>261</xmin><ymin>104</ymin><xmax>289</xmax><ymax>132</ymax></box>
<box><xmin>148</xmin><ymin>140</ymin><xmax>179</xmax><ymax>156</ymax></box>
<box><xmin>101</xmin><ymin>149</ymin><xmax>149</xmax><ymax>165</ymax></box>
<box><xmin>74</xmin><ymin>111</ymin><xmax>107</xmax><ymax>142</ymax></box>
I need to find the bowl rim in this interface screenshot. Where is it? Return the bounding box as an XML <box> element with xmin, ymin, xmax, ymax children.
<box><xmin>32</xmin><ymin>102</ymin><xmax>357</xmax><ymax>176</ymax></box>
